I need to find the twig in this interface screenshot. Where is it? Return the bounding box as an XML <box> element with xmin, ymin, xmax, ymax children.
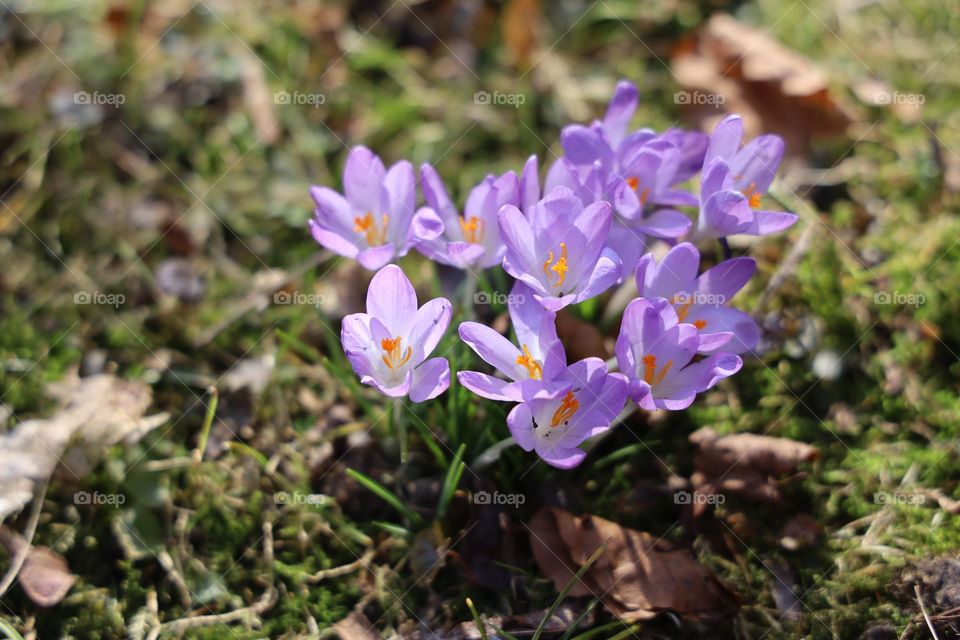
<box><xmin>0</xmin><ymin>477</ymin><xmax>49</xmax><ymax>598</ymax></box>
<box><xmin>915</xmin><ymin>584</ymin><xmax>940</xmax><ymax>639</ymax></box>
<box><xmin>157</xmin><ymin>587</ymin><xmax>277</xmax><ymax>634</ymax></box>
<box><xmin>754</xmin><ymin>223</ymin><xmax>818</xmax><ymax>316</ymax></box>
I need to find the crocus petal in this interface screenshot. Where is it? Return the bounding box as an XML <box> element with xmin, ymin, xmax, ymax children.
<box><xmin>507</xmin><ymin>403</ymin><xmax>537</xmax><ymax>451</ymax></box>
<box><xmin>459</xmin><ymin>322</ymin><xmax>524</xmax><ymax>380</ymax></box>
<box><xmin>636</xmin><ymin>209</ymin><xmax>692</xmax><ymax>239</ymax></box>
<box><xmin>696</xmin><ymin>330</ymin><xmax>735</xmax><ymax>353</ymax></box>
<box><xmin>655</xmin><ymin>189</ymin><xmax>699</xmax><ymax>208</ymax></box>
<box><xmin>498</xmin><ymin>205</ymin><xmax>538</xmax><ymax>273</ymax></box>
<box><xmin>602</xmin><ymin>80</ymin><xmax>639</xmax><ymax>149</ymax></box>
<box><xmin>704</xmin><ymin>115</ymin><xmax>743</xmax><ymax>167</ymax></box>
<box><xmin>637</xmin><ymin>242</ymin><xmax>700</xmax><ymax>299</ymax></box>
<box><xmin>367</xmin><ymin>369</ymin><xmax>413</xmax><ymax>398</ymax></box>
<box><xmin>693</xmin><ymin>306</ymin><xmax>760</xmax><ymax>354</ymax></box>
<box><xmin>457</xmin><ymin>371</ymin><xmax>513</xmax><ymax>401</ymax></box>
<box><xmin>730</xmin><ymin>134</ymin><xmax>784</xmax><ymax>194</ymax></box>
<box><xmin>751</xmin><ymin>210</ymin><xmax>799</xmax><ymax>235</ymax></box>
<box><xmin>573</xmin><ymin>248</ymin><xmax>621</xmax><ymax>302</ymax></box>
<box><xmin>696</xmin><ymin>257</ymin><xmax>755</xmax><ymax>300</ymax></box>
<box><xmin>520</xmin><ymin>154</ymin><xmax>541</xmax><ymax>213</ymax></box>
<box><xmin>535</xmin><ymin>443</ymin><xmax>587</xmax><ymax>469</ymax></box>
<box><xmin>446</xmin><ymin>242</ymin><xmax>487</xmax><ymax>269</ymax></box>
<box><xmin>419</xmin><ymin>163</ymin><xmax>458</xmax><ymax>227</ymax></box>
<box><xmin>343</xmin><ymin>146</ymin><xmax>385</xmax><ymax>213</ymax></box>
<box><xmin>700</xmin><ymin>191</ymin><xmax>753</xmax><ymax>238</ymax></box>
<box><xmin>382</xmin><ymin>161</ymin><xmax>416</xmax><ymax>247</ymax></box>
<box><xmin>357</xmin><ymin>244</ymin><xmax>396</xmax><ymax>271</ymax></box>
<box><xmin>366</xmin><ymin>264</ymin><xmax>417</xmax><ymax>336</ymax></box>
<box><xmin>310</xmin><ymin>186</ymin><xmax>355</xmax><ymax>233</ymax></box>
<box><xmin>411</xmin><ymin>206</ymin><xmax>444</xmax><ymax>242</ymax></box>
<box><xmin>408</xmin><ymin>298</ymin><xmax>452</xmax><ymax>363</ymax></box>
<box><xmin>408</xmin><ymin>357</ymin><xmax>450</xmax><ymax>402</ymax></box>
<box><xmin>308</xmin><ymin>219</ymin><xmax>360</xmax><ymax>259</ymax></box>
<box><xmin>561</xmin><ymin>125</ymin><xmax>612</xmax><ymax>166</ymax></box>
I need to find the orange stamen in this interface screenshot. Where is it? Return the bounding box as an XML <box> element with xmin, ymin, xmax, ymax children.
<box><xmin>641</xmin><ymin>354</ymin><xmax>673</xmax><ymax>386</ymax></box>
<box><xmin>549</xmin><ymin>391</ymin><xmax>579</xmax><ymax>427</ymax></box>
<box><xmin>354</xmin><ymin>212</ymin><xmax>389</xmax><ymax>246</ymax></box>
<box><xmin>542</xmin><ymin>243</ymin><xmax>569</xmax><ymax>289</ymax></box>
<box><xmin>693</xmin><ymin>319</ymin><xmax>707</xmax><ymax>329</ymax></box>
<box><xmin>380</xmin><ymin>336</ymin><xmax>412</xmax><ymax>370</ymax></box>
<box><xmin>515</xmin><ymin>344</ymin><xmax>543</xmax><ymax>380</ymax></box>
<box><xmin>626</xmin><ymin>176</ymin><xmax>639</xmax><ymax>190</ymax></box>
<box><xmin>459</xmin><ymin>215</ymin><xmax>484</xmax><ymax>244</ymax></box>
<box><xmin>639</xmin><ymin>187</ymin><xmax>651</xmax><ymax>206</ymax></box>
<box><xmin>743</xmin><ymin>182</ymin><xmax>762</xmax><ymax>209</ymax></box>
<box><xmin>672</xmin><ymin>294</ymin><xmax>695</xmax><ymax>322</ymax></box>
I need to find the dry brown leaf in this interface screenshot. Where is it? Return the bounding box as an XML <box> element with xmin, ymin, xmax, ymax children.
<box><xmin>689</xmin><ymin>428</ymin><xmax>818</xmax><ymax>510</ymax></box>
<box><xmin>672</xmin><ymin>13</ymin><xmax>856</xmax><ymax>153</ymax></box>
<box><xmin>331</xmin><ymin>610</ymin><xmax>381</xmax><ymax>640</ymax></box>
<box><xmin>0</xmin><ymin>527</ymin><xmax>76</xmax><ymax>607</ymax></box>
<box><xmin>503</xmin><ymin>0</ymin><xmax>540</xmax><ymax>68</ymax></box>
<box><xmin>555</xmin><ymin>311</ymin><xmax>609</xmax><ymax>362</ymax></box>
<box><xmin>0</xmin><ymin>372</ymin><xmax>168</xmax><ymax>520</ymax></box>
<box><xmin>528</xmin><ymin>507</ymin><xmax>738</xmax><ymax>623</ymax></box>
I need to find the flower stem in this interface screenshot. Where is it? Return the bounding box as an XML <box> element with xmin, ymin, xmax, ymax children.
<box><xmin>462</xmin><ymin>271</ymin><xmax>478</xmax><ymax>320</ymax></box>
<box><xmin>719</xmin><ymin>237</ymin><xmax>732</xmax><ymax>261</ymax></box>
<box><xmin>393</xmin><ymin>398</ymin><xmax>408</xmax><ymax>463</ymax></box>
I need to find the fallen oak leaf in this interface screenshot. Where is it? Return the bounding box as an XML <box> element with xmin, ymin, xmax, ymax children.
<box><xmin>689</xmin><ymin>428</ymin><xmax>818</xmax><ymax>511</ymax></box>
<box><xmin>0</xmin><ymin>372</ymin><xmax>168</xmax><ymax>521</ymax></box>
<box><xmin>0</xmin><ymin>527</ymin><xmax>76</xmax><ymax>607</ymax></box>
<box><xmin>528</xmin><ymin>507</ymin><xmax>738</xmax><ymax>623</ymax></box>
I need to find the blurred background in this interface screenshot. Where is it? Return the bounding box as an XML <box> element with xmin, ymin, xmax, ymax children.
<box><xmin>1</xmin><ymin>0</ymin><xmax>959</xmax><ymax>638</ymax></box>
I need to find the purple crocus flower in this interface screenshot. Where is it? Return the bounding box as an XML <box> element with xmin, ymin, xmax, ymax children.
<box><xmin>341</xmin><ymin>265</ymin><xmax>452</xmax><ymax>402</ymax></box>
<box><xmin>417</xmin><ymin>163</ymin><xmax>521</xmax><ymax>269</ymax></box>
<box><xmin>457</xmin><ymin>282</ymin><xmax>567</xmax><ymax>401</ymax></box>
<box><xmin>695</xmin><ymin>116</ymin><xmax>797</xmax><ymax>240</ymax></box>
<box><xmin>498</xmin><ymin>186</ymin><xmax>622</xmax><ymax>311</ymax></box>
<box><xmin>635</xmin><ymin>243</ymin><xmax>759</xmax><ymax>354</ymax></box>
<box><xmin>507</xmin><ymin>357</ymin><xmax>628</xmax><ymax>469</ymax></box>
<box><xmin>615</xmin><ymin>297</ymin><xmax>742</xmax><ymax>410</ymax></box>
<box><xmin>309</xmin><ymin>147</ymin><xmax>443</xmax><ymax>270</ymax></box>
<box><xmin>544</xmin><ymin>159</ymin><xmax>691</xmax><ymax>279</ymax></box>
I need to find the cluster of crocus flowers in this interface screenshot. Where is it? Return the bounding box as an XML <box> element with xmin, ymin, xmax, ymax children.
<box><xmin>314</xmin><ymin>79</ymin><xmax>797</xmax><ymax>469</ymax></box>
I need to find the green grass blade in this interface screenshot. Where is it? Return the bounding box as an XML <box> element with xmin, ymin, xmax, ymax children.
<box><xmin>346</xmin><ymin>468</ymin><xmax>423</xmax><ymax>527</ymax></box>
<box><xmin>437</xmin><ymin>444</ymin><xmax>466</xmax><ymax>520</ymax></box>
<box><xmin>532</xmin><ymin>542</ymin><xmax>606</xmax><ymax>640</ymax></box>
